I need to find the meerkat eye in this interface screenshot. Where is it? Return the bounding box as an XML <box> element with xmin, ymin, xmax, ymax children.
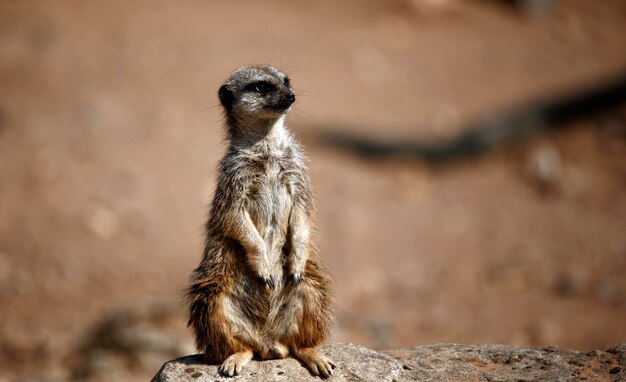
<box><xmin>283</xmin><ymin>76</ymin><xmax>291</xmax><ymax>88</ymax></box>
<box><xmin>245</xmin><ymin>81</ymin><xmax>275</xmax><ymax>94</ymax></box>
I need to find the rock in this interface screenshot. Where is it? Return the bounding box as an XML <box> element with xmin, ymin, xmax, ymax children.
<box><xmin>152</xmin><ymin>341</ymin><xmax>626</xmax><ymax>382</ymax></box>
<box><xmin>151</xmin><ymin>343</ymin><xmax>404</xmax><ymax>382</ymax></box>
<box><xmin>385</xmin><ymin>343</ymin><xmax>625</xmax><ymax>382</ymax></box>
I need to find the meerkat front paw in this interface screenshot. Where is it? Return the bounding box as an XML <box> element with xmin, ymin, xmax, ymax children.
<box><xmin>258</xmin><ymin>265</ymin><xmax>275</xmax><ymax>289</ymax></box>
<box><xmin>291</xmin><ymin>272</ymin><xmax>302</xmax><ymax>285</ymax></box>
<box><xmin>249</xmin><ymin>249</ymin><xmax>275</xmax><ymax>288</ymax></box>
<box><xmin>289</xmin><ymin>261</ymin><xmax>305</xmax><ymax>286</ymax></box>
<box><xmin>264</xmin><ymin>275</ymin><xmax>276</xmax><ymax>289</ymax></box>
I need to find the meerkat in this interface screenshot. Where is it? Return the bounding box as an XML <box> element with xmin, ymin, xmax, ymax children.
<box><xmin>186</xmin><ymin>65</ymin><xmax>335</xmax><ymax>378</ymax></box>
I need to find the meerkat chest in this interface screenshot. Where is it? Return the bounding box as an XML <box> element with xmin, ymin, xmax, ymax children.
<box><xmin>246</xmin><ymin>154</ymin><xmax>295</xmax><ymax>233</ymax></box>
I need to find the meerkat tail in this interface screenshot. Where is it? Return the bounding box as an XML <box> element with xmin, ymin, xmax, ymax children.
<box><xmin>185</xmin><ymin>279</ymin><xmax>244</xmax><ymax>363</ymax></box>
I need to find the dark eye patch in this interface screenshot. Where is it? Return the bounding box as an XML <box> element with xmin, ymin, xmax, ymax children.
<box><xmin>245</xmin><ymin>81</ymin><xmax>275</xmax><ymax>94</ymax></box>
<box><xmin>283</xmin><ymin>76</ymin><xmax>291</xmax><ymax>87</ymax></box>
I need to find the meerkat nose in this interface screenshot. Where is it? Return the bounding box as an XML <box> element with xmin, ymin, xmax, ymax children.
<box><xmin>285</xmin><ymin>91</ymin><xmax>296</xmax><ymax>104</ymax></box>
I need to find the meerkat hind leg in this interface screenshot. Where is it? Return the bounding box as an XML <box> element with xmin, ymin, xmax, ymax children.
<box><xmin>218</xmin><ymin>348</ymin><xmax>254</xmax><ymax>377</ymax></box>
<box><xmin>291</xmin><ymin>347</ymin><xmax>336</xmax><ymax>378</ymax></box>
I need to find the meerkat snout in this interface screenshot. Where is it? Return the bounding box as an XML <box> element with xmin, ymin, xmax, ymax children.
<box><xmin>284</xmin><ymin>90</ymin><xmax>296</xmax><ymax>104</ymax></box>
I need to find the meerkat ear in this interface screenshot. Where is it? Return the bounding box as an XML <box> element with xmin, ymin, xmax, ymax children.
<box><xmin>218</xmin><ymin>85</ymin><xmax>235</xmax><ymax>110</ymax></box>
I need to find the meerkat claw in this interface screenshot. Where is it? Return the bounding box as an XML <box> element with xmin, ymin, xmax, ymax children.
<box><xmin>291</xmin><ymin>273</ymin><xmax>302</xmax><ymax>285</ymax></box>
<box><xmin>218</xmin><ymin>362</ymin><xmax>237</xmax><ymax>377</ymax></box>
<box><xmin>264</xmin><ymin>276</ymin><xmax>276</xmax><ymax>289</ymax></box>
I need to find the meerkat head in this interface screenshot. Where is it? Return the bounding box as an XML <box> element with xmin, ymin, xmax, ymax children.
<box><xmin>218</xmin><ymin>65</ymin><xmax>295</xmax><ymax>122</ymax></box>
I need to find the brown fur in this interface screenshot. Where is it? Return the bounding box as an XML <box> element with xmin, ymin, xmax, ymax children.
<box><xmin>185</xmin><ymin>65</ymin><xmax>335</xmax><ymax>378</ymax></box>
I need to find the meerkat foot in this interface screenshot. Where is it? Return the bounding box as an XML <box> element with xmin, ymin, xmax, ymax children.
<box><xmin>218</xmin><ymin>349</ymin><xmax>253</xmax><ymax>377</ymax></box>
<box><xmin>292</xmin><ymin>347</ymin><xmax>336</xmax><ymax>379</ymax></box>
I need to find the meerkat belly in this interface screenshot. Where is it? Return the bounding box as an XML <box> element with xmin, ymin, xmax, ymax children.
<box><xmin>247</xmin><ymin>161</ymin><xmax>292</xmax><ymax>270</ymax></box>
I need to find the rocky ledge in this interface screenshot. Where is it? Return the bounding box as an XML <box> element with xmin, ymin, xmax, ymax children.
<box><xmin>152</xmin><ymin>341</ymin><xmax>625</xmax><ymax>382</ymax></box>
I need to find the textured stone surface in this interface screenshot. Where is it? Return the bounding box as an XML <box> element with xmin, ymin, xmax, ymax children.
<box><xmin>152</xmin><ymin>342</ymin><xmax>626</xmax><ymax>382</ymax></box>
<box><xmin>384</xmin><ymin>342</ymin><xmax>626</xmax><ymax>382</ymax></box>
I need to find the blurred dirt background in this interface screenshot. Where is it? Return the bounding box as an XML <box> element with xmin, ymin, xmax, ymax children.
<box><xmin>1</xmin><ymin>0</ymin><xmax>625</xmax><ymax>381</ymax></box>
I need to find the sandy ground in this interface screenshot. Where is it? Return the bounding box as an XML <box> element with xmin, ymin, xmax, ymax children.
<box><xmin>1</xmin><ymin>0</ymin><xmax>625</xmax><ymax>380</ymax></box>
